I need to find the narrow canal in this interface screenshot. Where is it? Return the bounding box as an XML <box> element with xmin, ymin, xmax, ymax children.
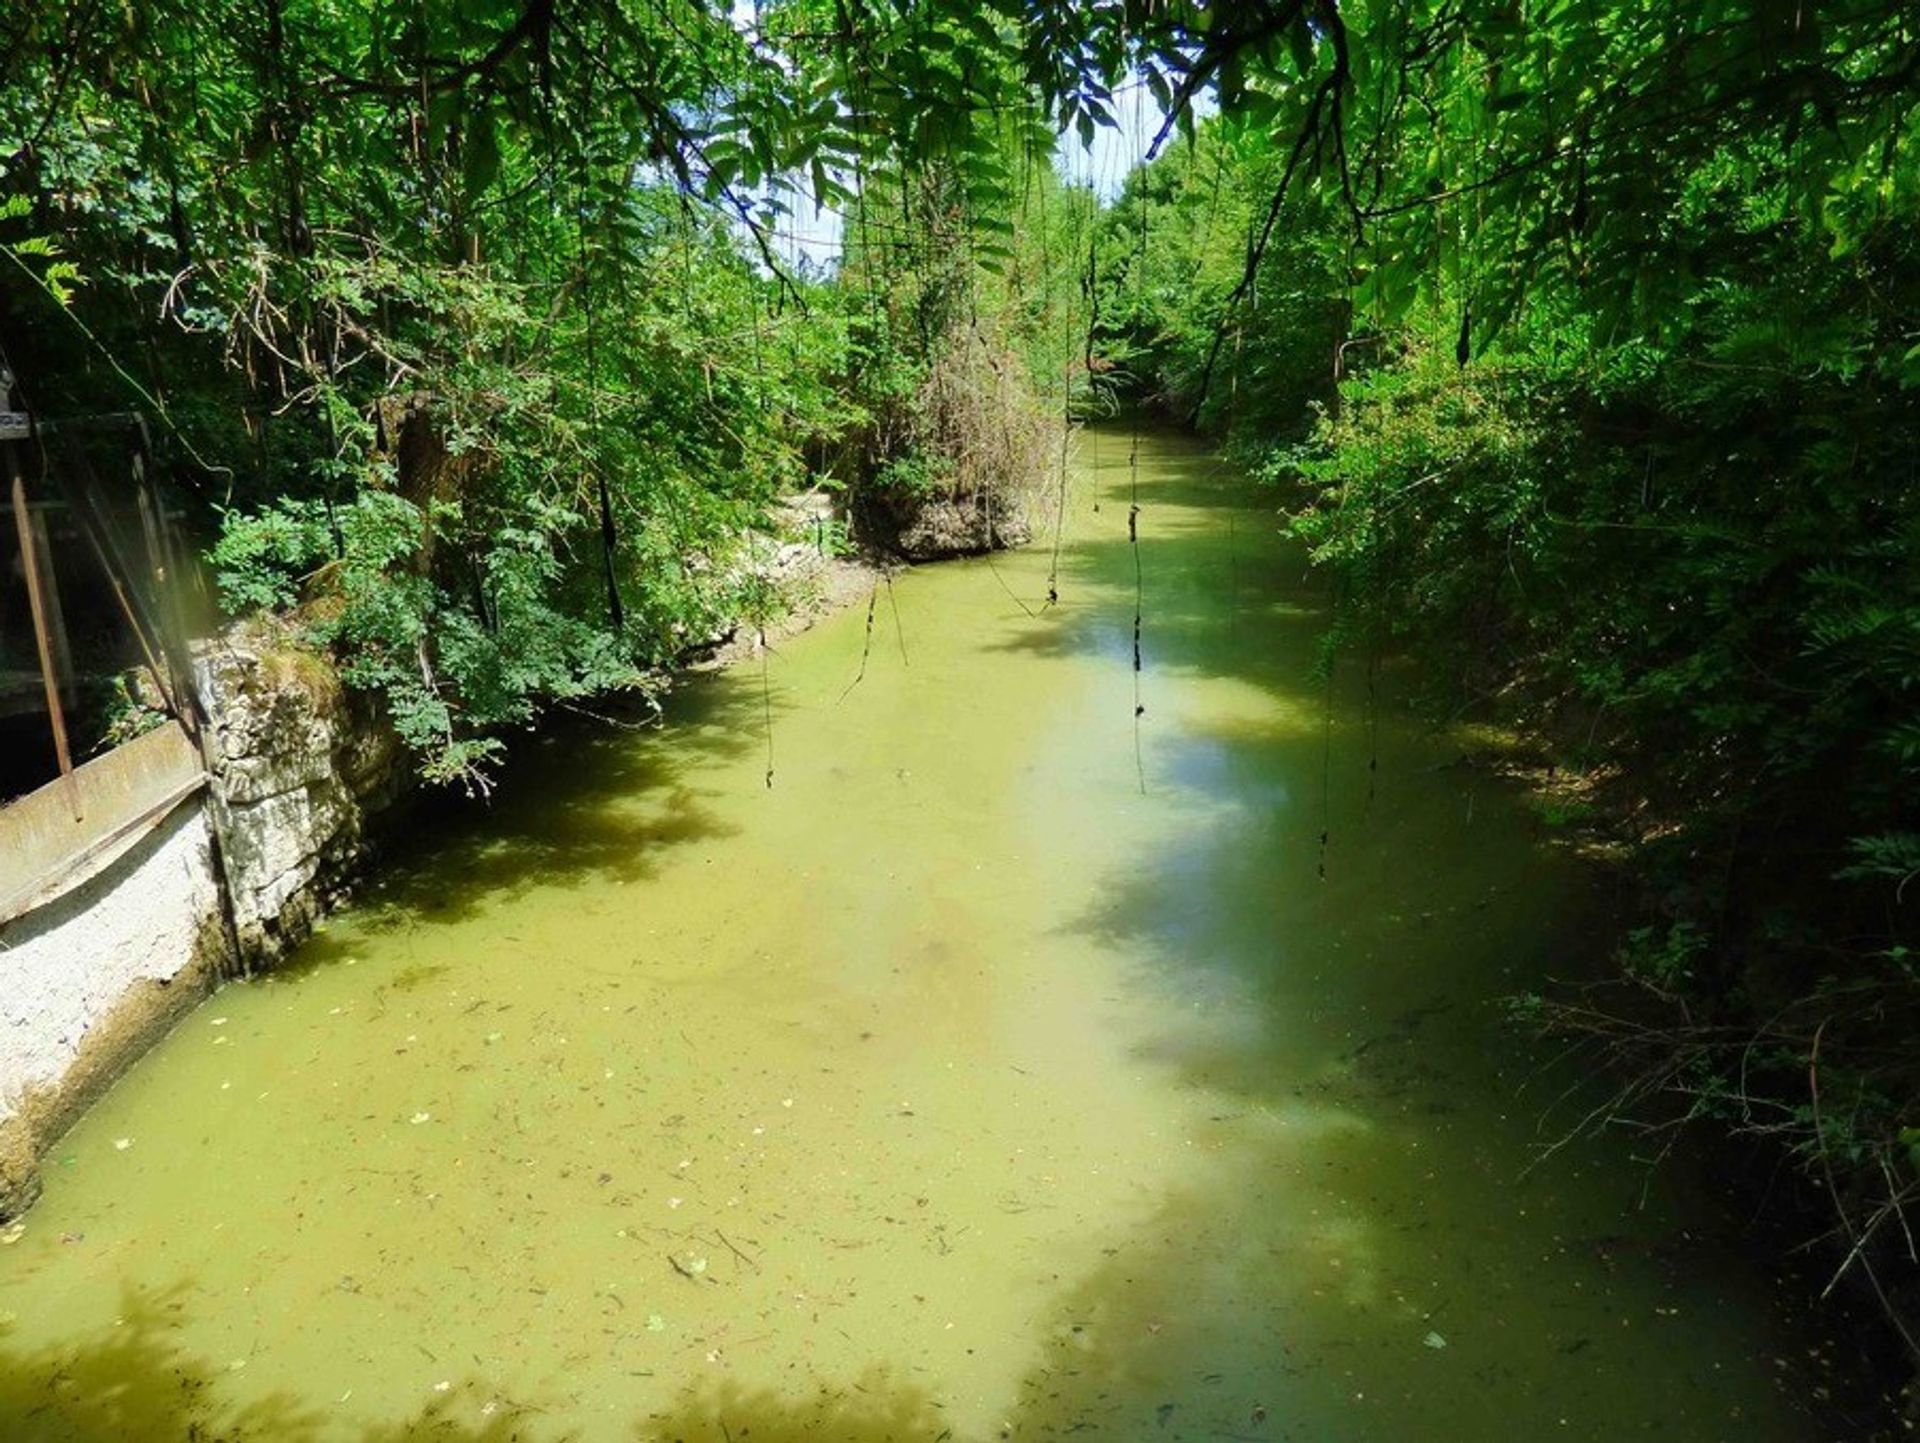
<box><xmin>0</xmin><ymin>430</ymin><xmax>1828</xmax><ymax>1441</ymax></box>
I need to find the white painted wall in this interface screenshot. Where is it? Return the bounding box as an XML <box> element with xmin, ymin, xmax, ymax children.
<box><xmin>0</xmin><ymin>803</ymin><xmax>222</xmax><ymax>1120</ymax></box>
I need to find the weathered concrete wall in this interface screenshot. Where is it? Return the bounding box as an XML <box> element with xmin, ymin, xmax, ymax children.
<box><xmin>0</xmin><ymin>634</ymin><xmax>405</xmax><ymax>1217</ymax></box>
<box><xmin>0</xmin><ymin>801</ymin><xmax>229</xmax><ymax>1216</ymax></box>
<box><xmin>0</xmin><ymin>803</ymin><xmax>222</xmax><ymax>1101</ymax></box>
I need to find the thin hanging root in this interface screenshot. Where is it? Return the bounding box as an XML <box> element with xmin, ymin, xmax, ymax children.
<box><xmin>1318</xmin><ymin>649</ymin><xmax>1336</xmax><ymax>880</ymax></box>
<box><xmin>884</xmin><ymin>572</ymin><xmax>909</xmax><ymax>666</ymax></box>
<box><xmin>1365</xmin><ymin>646</ymin><xmax>1380</xmax><ymax>814</ymax></box>
<box><xmin>760</xmin><ymin>632</ymin><xmax>775</xmax><ymax>789</ymax></box>
<box><xmin>1090</xmin><ymin>424</ymin><xmax>1100</xmax><ymax>514</ymax></box>
<box><xmin>838</xmin><ymin>585</ymin><xmax>880</xmax><ymax>704</ymax></box>
<box><xmin>1226</xmin><ymin>508</ymin><xmax>1239</xmax><ymax>644</ymax></box>
<box><xmin>1046</xmin><ymin>413</ymin><xmax>1072</xmax><ymax>607</ymax></box>
<box><xmin>1130</xmin><ymin>487</ymin><xmax>1146</xmax><ymax>797</ymax></box>
<box><xmin>983</xmin><ymin>545</ymin><xmax>1036</xmax><ymax>618</ymax></box>
<box><xmin>1127</xmin><ymin>113</ymin><xmax>1149</xmax><ymax>798</ymax></box>
<box><xmin>1130</xmin><ymin>513</ymin><xmax>1143</xmax><ymax>685</ymax></box>
<box><xmin>974</xmin><ymin>454</ymin><xmax>1037</xmax><ymax>620</ymax></box>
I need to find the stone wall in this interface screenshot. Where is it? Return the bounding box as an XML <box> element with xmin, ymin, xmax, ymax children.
<box><xmin>859</xmin><ymin>488</ymin><xmax>1031</xmax><ymax>561</ymax></box>
<box><xmin>197</xmin><ymin>634</ymin><xmax>407</xmax><ymax>964</ymax></box>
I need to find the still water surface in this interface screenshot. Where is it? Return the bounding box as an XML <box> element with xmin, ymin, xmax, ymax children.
<box><xmin>0</xmin><ymin>431</ymin><xmax>1826</xmax><ymax>1440</ymax></box>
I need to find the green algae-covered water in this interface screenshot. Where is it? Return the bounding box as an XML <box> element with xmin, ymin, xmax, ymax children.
<box><xmin>0</xmin><ymin>431</ymin><xmax>1830</xmax><ymax>1441</ymax></box>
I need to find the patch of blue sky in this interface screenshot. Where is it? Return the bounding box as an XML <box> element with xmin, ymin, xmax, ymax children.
<box><xmin>746</xmin><ymin>73</ymin><xmax>1210</xmax><ymax>271</ymax></box>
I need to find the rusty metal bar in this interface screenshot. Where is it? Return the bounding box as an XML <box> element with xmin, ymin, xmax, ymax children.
<box><xmin>9</xmin><ymin>450</ymin><xmax>80</xmax><ymax>818</ymax></box>
<box><xmin>149</xmin><ymin>472</ymin><xmax>206</xmax><ymax>744</ymax></box>
<box><xmin>27</xmin><ymin>506</ymin><xmax>77</xmax><ymax>710</ymax></box>
<box><xmin>79</xmin><ymin>513</ymin><xmax>182</xmax><ymax>720</ymax></box>
<box><xmin>132</xmin><ymin>457</ymin><xmax>181</xmax><ymax>703</ymax></box>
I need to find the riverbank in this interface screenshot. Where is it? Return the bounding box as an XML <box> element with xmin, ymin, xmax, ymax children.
<box><xmin>0</xmin><ymin>504</ymin><xmax>911</xmax><ymax>1223</ymax></box>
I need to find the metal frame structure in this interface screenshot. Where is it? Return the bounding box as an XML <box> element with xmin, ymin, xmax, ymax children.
<box><xmin>0</xmin><ymin>356</ymin><xmax>216</xmax><ymax>922</ymax></box>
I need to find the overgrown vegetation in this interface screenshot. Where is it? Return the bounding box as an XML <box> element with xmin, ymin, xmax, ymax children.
<box><xmin>1</xmin><ymin>0</ymin><xmax>1076</xmax><ymax>788</ymax></box>
<box><xmin>6</xmin><ymin>0</ymin><xmax>1919</xmax><ymax>1398</ymax></box>
<box><xmin>1101</xmin><ymin>0</ymin><xmax>1920</xmax><ymax>1378</ymax></box>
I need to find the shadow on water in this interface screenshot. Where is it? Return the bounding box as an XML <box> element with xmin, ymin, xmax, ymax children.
<box><xmin>1026</xmin><ymin>428</ymin><xmax>1527</xmax><ymax>1076</ymax></box>
<box><xmin>996</xmin><ymin>441</ymin><xmax>1327</xmax><ymax>698</ymax></box>
<box><xmin>982</xmin><ymin>431</ymin><xmax>1847</xmax><ymax>1438</ymax></box>
<box><xmin>280</xmin><ymin>676</ymin><xmax>778</xmax><ymax>967</ymax></box>
<box><xmin>0</xmin><ymin>1246</ymin><xmax>1834</xmax><ymax>1442</ymax></box>
<box><xmin>0</xmin><ymin>1290</ymin><xmax>949</xmax><ymax>1441</ymax></box>
<box><xmin>1038</xmin><ymin>434</ymin><xmax>1661</xmax><ymax>1187</ymax></box>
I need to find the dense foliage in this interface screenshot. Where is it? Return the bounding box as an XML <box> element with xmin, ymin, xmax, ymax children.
<box><xmin>1102</xmin><ymin>0</ymin><xmax>1920</xmax><ymax>1366</ymax></box>
<box><xmin>1</xmin><ymin>0</ymin><xmax>1085</xmax><ymax>785</ymax></box>
<box><xmin>6</xmin><ymin>0</ymin><xmax>1920</xmax><ymax>1385</ymax></box>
